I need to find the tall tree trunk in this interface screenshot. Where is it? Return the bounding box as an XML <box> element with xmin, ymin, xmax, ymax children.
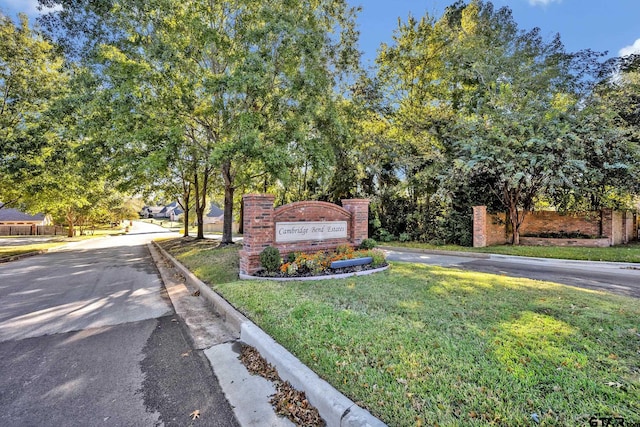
<box><xmin>66</xmin><ymin>207</ymin><xmax>75</xmax><ymax>238</ymax></box>
<box><xmin>238</xmin><ymin>198</ymin><xmax>244</xmax><ymax>235</ymax></box>
<box><xmin>180</xmin><ymin>197</ymin><xmax>190</xmax><ymax>238</ymax></box>
<box><xmin>508</xmin><ymin>204</ymin><xmax>527</xmax><ymax>245</ymax></box>
<box><xmin>221</xmin><ymin>161</ymin><xmax>234</xmax><ymax>245</ymax></box>
<box><xmin>179</xmin><ymin>177</ymin><xmax>191</xmax><ymax>238</ymax></box>
<box><xmin>193</xmin><ymin>168</ymin><xmax>208</xmax><ymax>240</ymax></box>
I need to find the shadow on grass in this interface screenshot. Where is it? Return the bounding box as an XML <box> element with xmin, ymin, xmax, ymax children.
<box><xmin>161</xmin><ymin>240</ymin><xmax>640</xmax><ymax>426</ymax></box>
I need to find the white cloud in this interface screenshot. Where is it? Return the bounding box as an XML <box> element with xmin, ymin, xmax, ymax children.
<box><xmin>2</xmin><ymin>0</ymin><xmax>40</xmax><ymax>15</ymax></box>
<box><xmin>619</xmin><ymin>38</ymin><xmax>640</xmax><ymax>57</ymax></box>
<box><xmin>528</xmin><ymin>0</ymin><xmax>562</xmax><ymax>6</ymax></box>
<box><xmin>1</xmin><ymin>0</ymin><xmax>60</xmax><ymax>17</ymax></box>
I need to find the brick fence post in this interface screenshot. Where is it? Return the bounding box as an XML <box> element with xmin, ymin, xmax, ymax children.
<box><xmin>473</xmin><ymin>206</ymin><xmax>487</xmax><ymax>248</ymax></box>
<box><xmin>239</xmin><ymin>194</ymin><xmax>275</xmax><ymax>275</ymax></box>
<box><xmin>341</xmin><ymin>199</ymin><xmax>369</xmax><ymax>246</ymax></box>
<box><xmin>601</xmin><ymin>208</ymin><xmax>613</xmax><ymax>246</ymax></box>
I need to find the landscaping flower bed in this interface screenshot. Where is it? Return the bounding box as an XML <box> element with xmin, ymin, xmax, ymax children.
<box><xmin>255</xmin><ymin>244</ymin><xmax>387</xmax><ymax>278</ymax></box>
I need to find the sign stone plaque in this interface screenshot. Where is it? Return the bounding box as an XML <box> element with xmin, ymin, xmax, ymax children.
<box><xmin>275</xmin><ymin>221</ymin><xmax>348</xmax><ymax>243</ymax></box>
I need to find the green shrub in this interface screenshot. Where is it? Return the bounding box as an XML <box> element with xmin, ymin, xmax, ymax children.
<box><xmin>399</xmin><ymin>232</ymin><xmax>411</xmax><ymax>242</ymax></box>
<box><xmin>287</xmin><ymin>251</ymin><xmax>301</xmax><ymax>263</ymax></box>
<box><xmin>360</xmin><ymin>248</ymin><xmax>387</xmax><ymax>266</ymax></box>
<box><xmin>259</xmin><ymin>246</ymin><xmax>281</xmax><ymax>272</ymax></box>
<box><xmin>376</xmin><ymin>228</ymin><xmax>395</xmax><ymax>242</ymax></box>
<box><xmin>335</xmin><ymin>244</ymin><xmax>353</xmax><ymax>255</ymax></box>
<box><xmin>359</xmin><ymin>238</ymin><xmax>377</xmax><ymax>250</ymax></box>
<box><xmin>369</xmin><ymin>249</ymin><xmax>387</xmax><ymax>266</ymax></box>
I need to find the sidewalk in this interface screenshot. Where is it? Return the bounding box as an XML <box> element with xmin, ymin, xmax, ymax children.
<box><xmin>148</xmin><ymin>241</ymin><xmax>386</xmax><ymax>427</ymax></box>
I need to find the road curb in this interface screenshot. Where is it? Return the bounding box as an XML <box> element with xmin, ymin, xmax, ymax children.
<box><xmin>151</xmin><ymin>241</ymin><xmax>387</xmax><ymax>427</ymax></box>
<box><xmin>150</xmin><ymin>241</ymin><xmax>248</xmax><ymax>333</ymax></box>
<box><xmin>0</xmin><ymin>250</ymin><xmax>48</xmax><ymax>264</ymax></box>
<box><xmin>379</xmin><ymin>245</ymin><xmax>491</xmax><ymax>259</ymax></box>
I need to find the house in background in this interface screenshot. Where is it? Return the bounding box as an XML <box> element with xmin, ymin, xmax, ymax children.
<box><xmin>202</xmin><ymin>202</ymin><xmax>224</xmax><ymax>224</ymax></box>
<box><xmin>0</xmin><ymin>207</ymin><xmax>51</xmax><ymax>226</ymax></box>
<box><xmin>140</xmin><ymin>206</ymin><xmax>164</xmax><ymax>219</ymax></box>
<box><xmin>140</xmin><ymin>202</ymin><xmax>184</xmax><ymax>220</ymax></box>
<box><xmin>199</xmin><ymin>202</ymin><xmax>239</xmax><ymax>232</ymax></box>
<box><xmin>160</xmin><ymin>201</ymin><xmax>184</xmax><ymax>221</ymax></box>
<box><xmin>139</xmin><ymin>201</ymin><xmax>236</xmax><ymax>231</ymax></box>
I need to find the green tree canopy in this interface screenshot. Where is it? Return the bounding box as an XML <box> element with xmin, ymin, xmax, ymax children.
<box><xmin>373</xmin><ymin>0</ymin><xmax>623</xmax><ymax>244</ymax></box>
<box><xmin>0</xmin><ymin>13</ymin><xmax>68</xmax><ymax>210</ymax></box>
<box><xmin>40</xmin><ymin>0</ymin><xmax>360</xmax><ymax>242</ymax></box>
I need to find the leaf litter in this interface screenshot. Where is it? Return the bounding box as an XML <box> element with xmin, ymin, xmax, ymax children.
<box><xmin>239</xmin><ymin>344</ymin><xmax>325</xmax><ymax>427</ymax></box>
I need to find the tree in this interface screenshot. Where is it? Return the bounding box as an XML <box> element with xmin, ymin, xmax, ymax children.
<box><xmin>553</xmin><ymin>53</ymin><xmax>640</xmax><ymax>211</ymax></box>
<box><xmin>41</xmin><ymin>0</ymin><xmax>360</xmax><ymax>243</ymax></box>
<box><xmin>375</xmin><ymin>1</ymin><xmax>606</xmax><ymax>244</ymax></box>
<box><xmin>0</xmin><ymin>13</ymin><xmax>67</xmax><ymax>210</ymax></box>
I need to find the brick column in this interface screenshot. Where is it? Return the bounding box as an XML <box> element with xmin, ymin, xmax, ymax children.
<box><xmin>623</xmin><ymin>211</ymin><xmax>629</xmax><ymax>244</ymax></box>
<box><xmin>473</xmin><ymin>206</ymin><xmax>487</xmax><ymax>248</ymax></box>
<box><xmin>601</xmin><ymin>208</ymin><xmax>613</xmax><ymax>246</ymax></box>
<box><xmin>239</xmin><ymin>194</ymin><xmax>275</xmax><ymax>275</ymax></box>
<box><xmin>342</xmin><ymin>199</ymin><xmax>369</xmax><ymax>246</ymax></box>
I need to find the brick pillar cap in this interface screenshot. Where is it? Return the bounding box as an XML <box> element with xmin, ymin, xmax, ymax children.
<box><xmin>341</xmin><ymin>199</ymin><xmax>370</xmax><ymax>204</ymax></box>
<box><xmin>243</xmin><ymin>193</ymin><xmax>275</xmax><ymax>200</ymax></box>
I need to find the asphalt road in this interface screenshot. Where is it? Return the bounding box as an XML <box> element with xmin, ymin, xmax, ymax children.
<box><xmin>385</xmin><ymin>249</ymin><xmax>640</xmax><ymax>298</ymax></box>
<box><xmin>0</xmin><ymin>222</ymin><xmax>239</xmax><ymax>427</ymax></box>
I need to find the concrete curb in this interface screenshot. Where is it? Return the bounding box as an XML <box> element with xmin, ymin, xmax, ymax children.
<box><xmin>379</xmin><ymin>245</ymin><xmax>491</xmax><ymax>259</ymax></box>
<box><xmin>0</xmin><ymin>249</ymin><xmax>48</xmax><ymax>264</ymax></box>
<box><xmin>151</xmin><ymin>241</ymin><xmax>387</xmax><ymax>427</ymax></box>
<box><xmin>150</xmin><ymin>241</ymin><xmax>248</xmax><ymax>333</ymax></box>
<box><xmin>241</xmin><ymin>323</ymin><xmax>386</xmax><ymax>427</ymax></box>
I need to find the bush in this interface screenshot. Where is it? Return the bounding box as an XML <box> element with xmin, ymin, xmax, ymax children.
<box><xmin>287</xmin><ymin>251</ymin><xmax>302</xmax><ymax>263</ymax></box>
<box><xmin>367</xmin><ymin>249</ymin><xmax>387</xmax><ymax>267</ymax></box>
<box><xmin>335</xmin><ymin>244</ymin><xmax>353</xmax><ymax>255</ymax></box>
<box><xmin>259</xmin><ymin>246</ymin><xmax>281</xmax><ymax>273</ymax></box>
<box><xmin>376</xmin><ymin>228</ymin><xmax>395</xmax><ymax>242</ymax></box>
<box><xmin>359</xmin><ymin>238</ymin><xmax>377</xmax><ymax>250</ymax></box>
<box><xmin>399</xmin><ymin>232</ymin><xmax>411</xmax><ymax>242</ymax></box>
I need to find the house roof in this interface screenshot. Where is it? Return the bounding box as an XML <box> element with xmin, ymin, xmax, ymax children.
<box><xmin>0</xmin><ymin>207</ymin><xmax>45</xmax><ymax>222</ymax></box>
<box><xmin>143</xmin><ymin>206</ymin><xmax>165</xmax><ymax>214</ymax></box>
<box><xmin>206</xmin><ymin>202</ymin><xmax>223</xmax><ymax>218</ymax></box>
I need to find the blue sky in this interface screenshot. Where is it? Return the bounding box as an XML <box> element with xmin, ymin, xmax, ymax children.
<box><xmin>349</xmin><ymin>0</ymin><xmax>640</xmax><ymax>65</ymax></box>
<box><xmin>2</xmin><ymin>0</ymin><xmax>639</xmax><ymax>65</ymax></box>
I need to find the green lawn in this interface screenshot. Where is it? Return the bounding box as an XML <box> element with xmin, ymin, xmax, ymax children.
<box><xmin>162</xmin><ymin>239</ymin><xmax>640</xmax><ymax>426</ymax></box>
<box><xmin>0</xmin><ymin>228</ymin><xmax>123</xmax><ymax>259</ymax></box>
<box><xmin>384</xmin><ymin>241</ymin><xmax>640</xmax><ymax>263</ymax></box>
<box><xmin>0</xmin><ymin>241</ymin><xmax>66</xmax><ymax>258</ymax></box>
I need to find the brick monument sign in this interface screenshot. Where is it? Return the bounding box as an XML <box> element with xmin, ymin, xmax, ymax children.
<box><xmin>239</xmin><ymin>194</ymin><xmax>370</xmax><ymax>275</ymax></box>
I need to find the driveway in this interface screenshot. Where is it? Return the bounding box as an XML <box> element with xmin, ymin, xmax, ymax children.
<box><xmin>384</xmin><ymin>248</ymin><xmax>640</xmax><ymax>298</ymax></box>
<box><xmin>0</xmin><ymin>222</ymin><xmax>238</xmax><ymax>426</ymax></box>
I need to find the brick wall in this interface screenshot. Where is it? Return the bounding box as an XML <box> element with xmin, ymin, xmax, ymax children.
<box><xmin>473</xmin><ymin>206</ymin><xmax>638</xmax><ymax>247</ymax></box>
<box><xmin>240</xmin><ymin>194</ymin><xmax>369</xmax><ymax>275</ymax></box>
<box><xmin>487</xmin><ymin>212</ymin><xmax>508</xmax><ymax>246</ymax></box>
<box><xmin>519</xmin><ymin>211</ymin><xmax>601</xmax><ymax>237</ymax></box>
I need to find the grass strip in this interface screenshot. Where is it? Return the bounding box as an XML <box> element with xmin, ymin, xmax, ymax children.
<box><xmin>162</xmin><ymin>238</ymin><xmax>640</xmax><ymax>426</ymax></box>
<box><xmin>384</xmin><ymin>241</ymin><xmax>640</xmax><ymax>263</ymax></box>
<box><xmin>0</xmin><ymin>241</ymin><xmax>67</xmax><ymax>258</ymax></box>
